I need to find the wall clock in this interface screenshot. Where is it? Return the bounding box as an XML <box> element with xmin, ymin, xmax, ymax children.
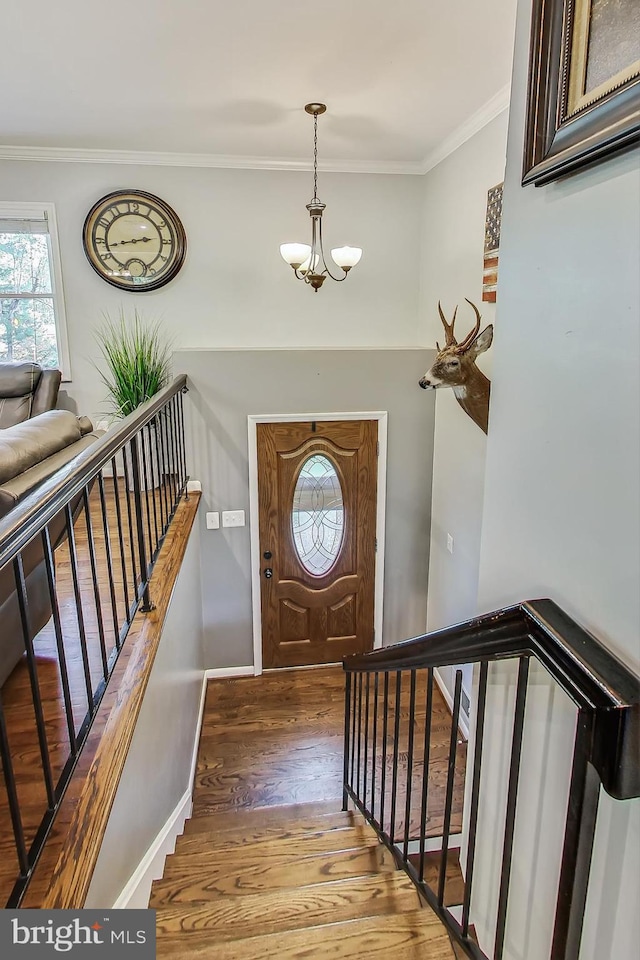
<box><xmin>83</xmin><ymin>190</ymin><xmax>187</xmax><ymax>291</ymax></box>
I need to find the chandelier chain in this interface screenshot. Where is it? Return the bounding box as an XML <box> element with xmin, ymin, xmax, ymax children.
<box><xmin>313</xmin><ymin>113</ymin><xmax>318</xmax><ymax>200</ymax></box>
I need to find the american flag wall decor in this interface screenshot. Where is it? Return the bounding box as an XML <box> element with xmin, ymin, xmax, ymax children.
<box><xmin>482</xmin><ymin>182</ymin><xmax>503</xmax><ymax>303</ymax></box>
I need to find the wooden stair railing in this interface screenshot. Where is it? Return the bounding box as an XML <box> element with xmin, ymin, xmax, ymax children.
<box><xmin>0</xmin><ymin>377</ymin><xmax>191</xmax><ymax>907</ymax></box>
<box><xmin>342</xmin><ymin>600</ymin><xmax>640</xmax><ymax>960</ymax></box>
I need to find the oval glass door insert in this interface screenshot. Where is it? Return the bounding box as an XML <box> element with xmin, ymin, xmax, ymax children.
<box><xmin>291</xmin><ymin>454</ymin><xmax>344</xmax><ymax>576</ymax></box>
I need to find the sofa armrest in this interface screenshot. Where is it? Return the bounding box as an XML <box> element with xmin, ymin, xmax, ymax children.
<box><xmin>31</xmin><ymin>369</ymin><xmax>62</xmax><ymax>417</ymax></box>
<box><xmin>0</xmin><ymin>430</ymin><xmax>103</xmax><ymax>520</ymax></box>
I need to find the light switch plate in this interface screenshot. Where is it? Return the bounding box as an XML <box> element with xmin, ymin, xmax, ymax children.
<box><xmin>222</xmin><ymin>510</ymin><xmax>245</xmax><ymax>528</ymax></box>
<box><xmin>206</xmin><ymin>512</ymin><xmax>220</xmax><ymax>530</ymax></box>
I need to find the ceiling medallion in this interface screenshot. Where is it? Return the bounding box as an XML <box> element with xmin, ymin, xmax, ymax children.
<box><xmin>280</xmin><ymin>104</ymin><xmax>362</xmax><ymax>292</ymax></box>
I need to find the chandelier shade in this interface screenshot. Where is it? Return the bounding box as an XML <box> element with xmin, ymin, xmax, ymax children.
<box><xmin>280</xmin><ymin>103</ymin><xmax>362</xmax><ymax>292</ymax></box>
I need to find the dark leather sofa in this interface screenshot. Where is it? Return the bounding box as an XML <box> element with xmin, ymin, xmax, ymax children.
<box><xmin>0</xmin><ymin>360</ymin><xmax>62</xmax><ymax>429</ymax></box>
<box><xmin>0</xmin><ymin>409</ymin><xmax>102</xmax><ymax>686</ymax></box>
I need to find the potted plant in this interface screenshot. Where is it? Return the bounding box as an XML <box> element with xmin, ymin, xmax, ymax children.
<box><xmin>95</xmin><ymin>309</ymin><xmax>172</xmax><ymax>490</ymax></box>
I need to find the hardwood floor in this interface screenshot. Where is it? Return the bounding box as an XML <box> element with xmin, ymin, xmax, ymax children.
<box><xmin>192</xmin><ymin>667</ymin><xmax>465</xmax><ymax>840</ymax></box>
<box><xmin>0</xmin><ymin>473</ymin><xmax>180</xmax><ymax>907</ymax></box>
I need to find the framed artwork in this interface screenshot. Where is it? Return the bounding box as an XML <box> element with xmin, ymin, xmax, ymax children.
<box><xmin>483</xmin><ymin>183</ymin><xmax>503</xmax><ymax>303</ymax></box>
<box><xmin>522</xmin><ymin>0</ymin><xmax>640</xmax><ymax>186</ymax></box>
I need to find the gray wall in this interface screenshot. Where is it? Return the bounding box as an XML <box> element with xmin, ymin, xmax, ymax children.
<box><xmin>420</xmin><ymin>110</ymin><xmax>508</xmax><ymax>705</ymax></box>
<box><xmin>177</xmin><ymin>348</ymin><xmax>436</xmax><ymax>669</ymax></box>
<box><xmin>469</xmin><ymin>0</ymin><xmax>640</xmax><ymax>954</ymax></box>
<box><xmin>0</xmin><ymin>159</ymin><xmax>423</xmax><ymax>423</ymax></box>
<box><xmin>85</xmin><ymin>519</ymin><xmax>204</xmax><ymax>908</ymax></box>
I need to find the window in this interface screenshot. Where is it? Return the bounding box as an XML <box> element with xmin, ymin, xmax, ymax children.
<box><xmin>0</xmin><ymin>202</ymin><xmax>70</xmax><ymax>377</ymax></box>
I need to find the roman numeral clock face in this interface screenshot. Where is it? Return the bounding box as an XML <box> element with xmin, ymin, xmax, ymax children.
<box><xmin>83</xmin><ymin>190</ymin><xmax>186</xmax><ymax>291</ymax></box>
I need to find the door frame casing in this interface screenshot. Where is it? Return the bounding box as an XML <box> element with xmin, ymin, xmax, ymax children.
<box><xmin>248</xmin><ymin>412</ymin><xmax>388</xmax><ymax>676</ymax></box>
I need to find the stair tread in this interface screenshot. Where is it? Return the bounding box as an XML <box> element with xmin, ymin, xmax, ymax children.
<box><xmin>150</xmin><ymin>843</ymin><xmax>395</xmax><ymax>905</ymax></box>
<box><xmin>185</xmin><ymin>800</ymin><xmax>344</xmax><ymax>833</ymax></box>
<box><xmin>192</xmin><ymin>781</ymin><xmax>342</xmax><ymax>815</ymax></box>
<box><xmin>155</xmin><ymin>873</ymin><xmax>421</xmax><ymax>942</ymax></box>
<box><xmin>156</xmin><ymin>908</ymin><xmax>455</xmax><ymax>959</ymax></box>
<box><xmin>174</xmin><ymin>823</ymin><xmax>375</xmax><ymax>856</ymax></box>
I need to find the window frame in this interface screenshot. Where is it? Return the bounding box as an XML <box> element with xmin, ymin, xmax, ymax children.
<box><xmin>0</xmin><ymin>200</ymin><xmax>71</xmax><ymax>380</ymax></box>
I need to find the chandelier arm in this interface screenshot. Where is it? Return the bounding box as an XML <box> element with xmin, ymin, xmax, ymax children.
<box><xmin>317</xmin><ymin>216</ymin><xmax>348</xmax><ymax>282</ymax></box>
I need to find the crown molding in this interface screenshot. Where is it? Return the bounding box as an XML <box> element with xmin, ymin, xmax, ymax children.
<box><xmin>0</xmin><ymin>87</ymin><xmax>511</xmax><ymax>176</ymax></box>
<box><xmin>419</xmin><ymin>84</ymin><xmax>511</xmax><ymax>174</ymax></box>
<box><xmin>0</xmin><ymin>144</ymin><xmax>423</xmax><ymax>175</ymax></box>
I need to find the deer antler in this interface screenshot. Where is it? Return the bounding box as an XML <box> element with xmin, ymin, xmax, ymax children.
<box><xmin>437</xmin><ymin>301</ymin><xmax>458</xmax><ymax>347</ymax></box>
<box><xmin>456</xmin><ymin>299</ymin><xmax>482</xmax><ymax>351</ymax></box>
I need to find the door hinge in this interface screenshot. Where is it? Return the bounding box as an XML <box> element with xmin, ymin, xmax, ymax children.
<box><xmin>375</xmin><ymin>538</ymin><xmax>378</xmax><ymax>553</ymax></box>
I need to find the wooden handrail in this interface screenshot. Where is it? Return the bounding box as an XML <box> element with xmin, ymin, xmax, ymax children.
<box><xmin>344</xmin><ymin>600</ymin><xmax>640</xmax><ymax>801</ymax></box>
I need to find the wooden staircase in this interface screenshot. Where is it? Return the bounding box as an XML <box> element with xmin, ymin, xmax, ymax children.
<box><xmin>151</xmin><ymin>801</ymin><xmax>456</xmax><ymax>958</ymax></box>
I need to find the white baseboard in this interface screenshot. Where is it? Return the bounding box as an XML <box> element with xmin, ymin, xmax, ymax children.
<box><xmin>186</xmin><ymin>479</ymin><xmax>202</xmax><ymax>493</ymax></box>
<box><xmin>112</xmin><ymin>670</ymin><xmax>211</xmax><ymax>909</ymax></box>
<box><xmin>204</xmin><ymin>665</ymin><xmax>256</xmax><ymax>679</ymax></box>
<box><xmin>434</xmin><ymin>668</ymin><xmax>470</xmax><ymax>740</ymax></box>
<box><xmin>112</xmin><ymin>788</ymin><xmax>192</xmax><ymax>908</ymax></box>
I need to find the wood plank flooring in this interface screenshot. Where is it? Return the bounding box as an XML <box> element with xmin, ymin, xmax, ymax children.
<box><xmin>0</xmin><ymin>473</ymin><xmax>182</xmax><ymax>906</ymax></box>
<box><xmin>193</xmin><ymin>667</ymin><xmax>465</xmax><ymax>841</ymax></box>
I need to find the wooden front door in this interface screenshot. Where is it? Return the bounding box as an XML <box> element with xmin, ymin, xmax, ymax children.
<box><xmin>257</xmin><ymin>420</ymin><xmax>378</xmax><ymax>668</ymax></box>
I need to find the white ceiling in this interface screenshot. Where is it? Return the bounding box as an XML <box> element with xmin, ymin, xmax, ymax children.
<box><xmin>1</xmin><ymin>0</ymin><xmax>516</xmax><ymax>172</ymax></box>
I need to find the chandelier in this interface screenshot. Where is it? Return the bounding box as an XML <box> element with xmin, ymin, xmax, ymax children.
<box><xmin>279</xmin><ymin>103</ymin><xmax>362</xmax><ymax>292</ymax></box>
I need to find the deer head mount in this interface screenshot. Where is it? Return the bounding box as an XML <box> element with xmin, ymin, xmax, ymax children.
<box><xmin>419</xmin><ymin>299</ymin><xmax>493</xmax><ymax>434</ymax></box>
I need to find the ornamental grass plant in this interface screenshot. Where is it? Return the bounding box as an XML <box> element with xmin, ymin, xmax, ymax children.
<box><xmin>95</xmin><ymin>310</ymin><xmax>172</xmax><ymax>417</ymax></box>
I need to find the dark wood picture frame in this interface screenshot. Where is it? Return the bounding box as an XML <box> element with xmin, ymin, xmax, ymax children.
<box><xmin>523</xmin><ymin>0</ymin><xmax>640</xmax><ymax>186</ymax></box>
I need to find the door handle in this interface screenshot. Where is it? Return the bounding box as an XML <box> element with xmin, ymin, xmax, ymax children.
<box><xmin>264</xmin><ymin>567</ymin><xmax>273</xmax><ymax>579</ymax></box>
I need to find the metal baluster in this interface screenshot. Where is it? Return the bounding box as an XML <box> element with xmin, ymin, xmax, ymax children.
<box><xmin>380</xmin><ymin>671</ymin><xmax>389</xmax><ymax>834</ymax></box>
<box><xmin>119</xmin><ymin>451</ymin><xmax>140</xmax><ymax>600</ymax></box>
<box><xmin>148</xmin><ymin>419</ymin><xmax>160</xmax><ymax>555</ymax></box>
<box><xmin>418</xmin><ymin>668</ymin><xmax>434</xmax><ymax>881</ymax></box>
<box><xmin>343</xmin><ymin>672</ymin><xmax>352</xmax><ymax>811</ymax></box>
<box><xmin>356</xmin><ymin>673</ymin><xmax>363</xmax><ymax>800</ymax></box>
<box><xmin>438</xmin><ymin>669</ymin><xmax>463</xmax><ymax>907</ymax></box>
<box><xmin>350</xmin><ymin>670</ymin><xmax>357</xmax><ymax>789</ymax></box>
<box><xmin>371</xmin><ymin>672</ymin><xmax>379</xmax><ymax>824</ymax></box>
<box><xmin>41</xmin><ymin>527</ymin><xmax>77</xmax><ymax>753</ymax></box>
<box><xmin>97</xmin><ymin>474</ymin><xmax>122</xmax><ymax>651</ymax></box>
<box><xmin>389</xmin><ymin>670</ymin><xmax>403</xmax><ymax>844</ymax></box>
<box><xmin>13</xmin><ymin>555</ymin><xmax>55</xmax><ymax>808</ymax></box>
<box><xmin>0</xmin><ymin>691</ymin><xmax>28</xmax><ymax>876</ymax></box>
<box><xmin>550</xmin><ymin>710</ymin><xmax>601</xmax><ymax>960</ymax></box>
<box><xmin>462</xmin><ymin>661</ymin><xmax>489</xmax><ymax>937</ymax></box>
<box><xmin>178</xmin><ymin>388</ymin><xmax>189</xmax><ymax>493</ymax></box>
<box><xmin>168</xmin><ymin>395</ymin><xmax>180</xmax><ymax>509</ymax></box>
<box><xmin>139</xmin><ymin>425</ymin><xmax>155</xmax><ymax>566</ymax></box>
<box><xmin>128</xmin><ymin>436</ymin><xmax>154</xmax><ymax>611</ymax></box>
<box><xmin>363</xmin><ymin>672</ymin><xmax>370</xmax><ymax>810</ymax></box>
<box><xmin>156</xmin><ymin>408</ymin><xmax>170</xmax><ymax>531</ymax></box>
<box><xmin>402</xmin><ymin>668</ymin><xmax>418</xmax><ymax>861</ymax></box>
<box><xmin>64</xmin><ymin>503</ymin><xmax>95</xmax><ymax>713</ymax></box>
<box><xmin>81</xmin><ymin>488</ymin><xmax>109</xmax><ymax>680</ymax></box>
<box><xmin>494</xmin><ymin>656</ymin><xmax>530</xmax><ymax>960</ymax></box>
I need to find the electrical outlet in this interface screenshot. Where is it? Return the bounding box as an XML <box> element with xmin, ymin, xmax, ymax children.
<box><xmin>222</xmin><ymin>510</ymin><xmax>245</xmax><ymax>528</ymax></box>
<box><xmin>206</xmin><ymin>512</ymin><xmax>220</xmax><ymax>530</ymax></box>
<box><xmin>447</xmin><ymin>533</ymin><xmax>454</xmax><ymax>554</ymax></box>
